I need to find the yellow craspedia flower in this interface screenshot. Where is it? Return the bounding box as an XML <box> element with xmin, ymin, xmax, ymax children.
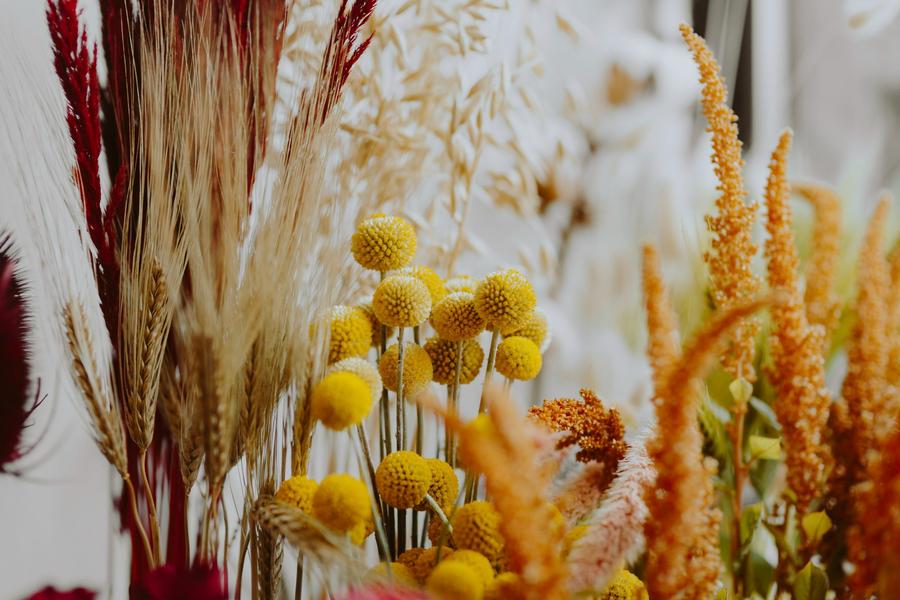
<box><xmin>327</xmin><ymin>357</ymin><xmax>382</xmax><ymax>404</ymax></box>
<box><xmin>451</xmin><ymin>501</ymin><xmax>504</xmax><ymax>562</ymax></box>
<box><xmin>427</xmin><ymin>561</ymin><xmax>484</xmax><ymax>600</ymax></box>
<box><xmin>366</xmin><ymin>562</ymin><xmax>417</xmax><ymax>587</ymax></box>
<box><xmin>474</xmin><ymin>268</ymin><xmax>536</xmax><ymax>332</ymax></box>
<box><xmin>502</xmin><ymin>308</ymin><xmax>549</xmax><ymax>350</ymax></box>
<box><xmin>351</xmin><ymin>215</ymin><xmax>417</xmax><ymax>272</ymax></box>
<box><xmin>485</xmin><ymin>572</ymin><xmax>520</xmax><ymax>600</ymax></box>
<box><xmin>274</xmin><ymin>475</ymin><xmax>318</xmax><ymax>513</ymax></box>
<box><xmin>445</xmin><ymin>550</ymin><xmax>494</xmax><ymax>588</ymax></box>
<box><xmin>424</xmin><ymin>337</ymin><xmax>484</xmax><ymax>385</ymax></box>
<box><xmin>397</xmin><ymin>548</ymin><xmax>426</xmax><ymax>572</ymax></box>
<box><xmin>413</xmin><ymin>547</ymin><xmax>454</xmax><ymax>583</ymax></box>
<box><xmin>373</xmin><ymin>275</ymin><xmax>432</xmax><ymax>328</ymax></box>
<box><xmin>312</xmin><ymin>474</ymin><xmax>370</xmax><ymax>533</ymax></box>
<box><xmin>431</xmin><ymin>292</ymin><xmax>485</xmax><ymax>341</ymax></box>
<box><xmin>328</xmin><ymin>305</ymin><xmax>372</xmax><ymax>364</ymax></box>
<box><xmin>379</xmin><ymin>342</ymin><xmax>433</xmax><ymax>396</ymax></box>
<box><xmin>348</xmin><ymin>518</ymin><xmax>372</xmax><ymax>545</ymax></box>
<box><xmin>445</xmin><ymin>275</ymin><xmax>477</xmax><ymax>295</ymax></box>
<box><xmin>494</xmin><ymin>336</ymin><xmax>542</xmax><ymax>381</ymax></box>
<box><xmin>428</xmin><ymin>513</ymin><xmax>454</xmax><ymax>547</ymax></box>
<box><xmin>399</xmin><ymin>265</ymin><xmax>447</xmax><ymax>305</ymax></box>
<box><xmin>602</xmin><ymin>570</ymin><xmax>648</xmax><ymax>600</ymax></box>
<box><xmin>375</xmin><ymin>451</ymin><xmax>432</xmax><ymax>509</ymax></box>
<box><xmin>416</xmin><ymin>458</ymin><xmax>459</xmax><ymax>511</ymax></box>
<box><xmin>311</xmin><ymin>372</ymin><xmax>372</xmax><ymax>430</ymax></box>
<box><xmin>359</xmin><ymin>302</ymin><xmax>395</xmax><ymax>347</ymax></box>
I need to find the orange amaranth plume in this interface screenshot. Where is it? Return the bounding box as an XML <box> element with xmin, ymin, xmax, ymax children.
<box><xmin>763</xmin><ymin>130</ymin><xmax>831</xmax><ymax>511</ymax></box>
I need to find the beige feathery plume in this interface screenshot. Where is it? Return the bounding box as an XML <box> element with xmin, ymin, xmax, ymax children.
<box><xmin>793</xmin><ymin>182</ymin><xmax>843</xmax><ymax>349</ymax></box>
<box><xmin>644</xmin><ymin>297</ymin><xmax>772</xmax><ymax>599</ymax></box>
<box><xmin>566</xmin><ymin>439</ymin><xmax>656</xmax><ymax>593</ymax></box>
<box><xmin>763</xmin><ymin>131</ymin><xmax>831</xmax><ymax>511</ymax></box>
<box><xmin>444</xmin><ymin>386</ymin><xmax>569</xmax><ymax>600</ymax></box>
<box><xmin>680</xmin><ymin>23</ymin><xmax>762</xmax><ymax>386</ymax></box>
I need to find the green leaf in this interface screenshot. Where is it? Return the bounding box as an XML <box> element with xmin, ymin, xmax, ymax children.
<box><xmin>714</xmin><ymin>589</ymin><xmax>730</xmax><ymax>600</ymax></box>
<box><xmin>740</xmin><ymin>503</ymin><xmax>763</xmax><ymax>547</ymax></box>
<box><xmin>748</xmin><ymin>396</ymin><xmax>781</xmax><ymax>431</ymax></box>
<box><xmin>699</xmin><ymin>393</ymin><xmax>731</xmax><ymax>465</ymax></box>
<box><xmin>748</xmin><ymin>435</ymin><xmax>782</xmax><ymax>461</ymax></box>
<box><xmin>730</xmin><ymin>377</ymin><xmax>753</xmax><ymax>404</ymax></box>
<box><xmin>793</xmin><ymin>561</ymin><xmax>828</xmax><ymax>600</ymax></box>
<box><xmin>801</xmin><ymin>511</ymin><xmax>832</xmax><ymax>547</ymax></box>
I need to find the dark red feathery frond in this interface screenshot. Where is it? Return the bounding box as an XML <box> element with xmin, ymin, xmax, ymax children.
<box><xmin>131</xmin><ymin>564</ymin><xmax>227</xmax><ymax>600</ymax></box>
<box><xmin>26</xmin><ymin>587</ymin><xmax>96</xmax><ymax>600</ymax></box>
<box><xmin>0</xmin><ymin>238</ymin><xmax>40</xmax><ymax>474</ymax></box>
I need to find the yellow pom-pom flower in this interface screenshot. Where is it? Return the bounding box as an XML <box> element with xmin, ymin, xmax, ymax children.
<box><xmin>328</xmin><ymin>305</ymin><xmax>372</xmax><ymax>364</ymax></box>
<box><xmin>451</xmin><ymin>501</ymin><xmax>504</xmax><ymax>562</ymax></box>
<box><xmin>375</xmin><ymin>451</ymin><xmax>432</xmax><ymax>509</ymax></box>
<box><xmin>413</xmin><ymin>547</ymin><xmax>454</xmax><ymax>583</ymax></box>
<box><xmin>312</xmin><ymin>474</ymin><xmax>371</xmax><ymax>533</ymax></box>
<box><xmin>311</xmin><ymin>372</ymin><xmax>372</xmax><ymax>430</ymax></box>
<box><xmin>373</xmin><ymin>276</ymin><xmax>432</xmax><ymax>328</ymax></box>
<box><xmin>366</xmin><ymin>562</ymin><xmax>417</xmax><ymax>587</ymax></box>
<box><xmin>445</xmin><ymin>275</ymin><xmax>477</xmax><ymax>294</ymax></box>
<box><xmin>274</xmin><ymin>475</ymin><xmax>318</xmax><ymax>513</ymax></box>
<box><xmin>428</xmin><ymin>513</ymin><xmax>454</xmax><ymax>547</ymax></box>
<box><xmin>602</xmin><ymin>570</ymin><xmax>648</xmax><ymax>600</ymax></box>
<box><xmin>445</xmin><ymin>550</ymin><xmax>494</xmax><ymax>588</ymax></box>
<box><xmin>431</xmin><ymin>292</ymin><xmax>485</xmax><ymax>341</ymax></box>
<box><xmin>474</xmin><ymin>268</ymin><xmax>536</xmax><ymax>332</ymax></box>
<box><xmin>379</xmin><ymin>342</ymin><xmax>433</xmax><ymax>396</ymax></box>
<box><xmin>415</xmin><ymin>458</ymin><xmax>459</xmax><ymax>511</ymax></box>
<box><xmin>502</xmin><ymin>308</ymin><xmax>549</xmax><ymax>350</ymax></box>
<box><xmin>358</xmin><ymin>302</ymin><xmax>395</xmax><ymax>347</ymax></box>
<box><xmin>397</xmin><ymin>548</ymin><xmax>425</xmax><ymax>572</ymax></box>
<box><xmin>485</xmin><ymin>572</ymin><xmax>520</xmax><ymax>600</ymax></box>
<box><xmin>327</xmin><ymin>357</ymin><xmax>382</xmax><ymax>404</ymax></box>
<box><xmin>427</xmin><ymin>561</ymin><xmax>484</xmax><ymax>600</ymax></box>
<box><xmin>494</xmin><ymin>336</ymin><xmax>542</xmax><ymax>381</ymax></box>
<box><xmin>424</xmin><ymin>337</ymin><xmax>484</xmax><ymax>385</ymax></box>
<box><xmin>351</xmin><ymin>215</ymin><xmax>417</xmax><ymax>272</ymax></box>
<box><xmin>398</xmin><ymin>265</ymin><xmax>447</xmax><ymax>305</ymax></box>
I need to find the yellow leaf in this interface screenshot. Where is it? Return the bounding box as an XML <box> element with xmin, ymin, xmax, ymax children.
<box><xmin>748</xmin><ymin>435</ymin><xmax>782</xmax><ymax>461</ymax></box>
<box><xmin>801</xmin><ymin>511</ymin><xmax>832</xmax><ymax>546</ymax></box>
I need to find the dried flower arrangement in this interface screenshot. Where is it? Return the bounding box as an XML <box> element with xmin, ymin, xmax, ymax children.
<box><xmin>3</xmin><ymin>3</ymin><xmax>900</xmax><ymax>600</ymax></box>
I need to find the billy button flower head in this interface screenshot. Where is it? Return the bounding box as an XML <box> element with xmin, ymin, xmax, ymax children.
<box><xmin>425</xmin><ymin>337</ymin><xmax>484</xmax><ymax>385</ymax></box>
<box><xmin>426</xmin><ymin>560</ymin><xmax>484</xmax><ymax>600</ymax></box>
<box><xmin>502</xmin><ymin>307</ymin><xmax>549</xmax><ymax>350</ymax></box>
<box><xmin>379</xmin><ymin>342</ymin><xmax>433</xmax><ymax>397</ymax></box>
<box><xmin>351</xmin><ymin>215</ymin><xmax>417</xmax><ymax>272</ymax></box>
<box><xmin>328</xmin><ymin>305</ymin><xmax>373</xmax><ymax>364</ymax></box>
<box><xmin>375</xmin><ymin>450</ymin><xmax>432</xmax><ymax>509</ymax></box>
<box><xmin>274</xmin><ymin>475</ymin><xmax>318</xmax><ymax>513</ymax></box>
<box><xmin>445</xmin><ymin>550</ymin><xmax>495</xmax><ymax>588</ymax></box>
<box><xmin>413</xmin><ymin>547</ymin><xmax>455</xmax><ymax>583</ymax></box>
<box><xmin>327</xmin><ymin>357</ymin><xmax>383</xmax><ymax>404</ymax></box>
<box><xmin>310</xmin><ymin>371</ymin><xmax>373</xmax><ymax>430</ymax></box>
<box><xmin>602</xmin><ymin>570</ymin><xmax>649</xmax><ymax>600</ymax></box>
<box><xmin>431</xmin><ymin>292</ymin><xmax>485</xmax><ymax>341</ymax></box>
<box><xmin>365</xmin><ymin>562</ymin><xmax>417</xmax><ymax>587</ymax></box>
<box><xmin>398</xmin><ymin>265</ymin><xmax>447</xmax><ymax>306</ymax></box>
<box><xmin>416</xmin><ymin>457</ymin><xmax>460</xmax><ymax>511</ymax></box>
<box><xmin>486</xmin><ymin>572</ymin><xmax>521</xmax><ymax>600</ymax></box>
<box><xmin>373</xmin><ymin>275</ymin><xmax>432</xmax><ymax>328</ymax></box>
<box><xmin>312</xmin><ymin>473</ymin><xmax>371</xmax><ymax>534</ymax></box>
<box><xmin>445</xmin><ymin>274</ymin><xmax>477</xmax><ymax>294</ymax></box>
<box><xmin>451</xmin><ymin>501</ymin><xmax>505</xmax><ymax>562</ymax></box>
<box><xmin>474</xmin><ymin>268</ymin><xmax>536</xmax><ymax>333</ymax></box>
<box><xmin>494</xmin><ymin>336</ymin><xmax>542</xmax><ymax>381</ymax></box>
<box><xmin>358</xmin><ymin>301</ymin><xmax>394</xmax><ymax>347</ymax></box>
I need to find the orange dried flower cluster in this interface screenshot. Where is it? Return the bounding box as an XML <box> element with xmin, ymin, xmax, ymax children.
<box><xmin>642</xmin><ymin>245</ymin><xmax>680</xmax><ymax>393</ymax></box>
<box><xmin>793</xmin><ymin>182</ymin><xmax>842</xmax><ymax>350</ymax></box>
<box><xmin>762</xmin><ymin>131</ymin><xmax>831</xmax><ymax>511</ymax></box>
<box><xmin>680</xmin><ymin>23</ymin><xmax>762</xmax><ymax>386</ymax></box>
<box><xmin>528</xmin><ymin>389</ymin><xmax>627</xmax><ymax>468</ymax></box>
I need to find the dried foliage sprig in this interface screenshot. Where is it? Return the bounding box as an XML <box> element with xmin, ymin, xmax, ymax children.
<box><xmin>566</xmin><ymin>439</ymin><xmax>656</xmax><ymax>593</ymax></box>
<box><xmin>763</xmin><ymin>131</ymin><xmax>831</xmax><ymax>511</ymax></box>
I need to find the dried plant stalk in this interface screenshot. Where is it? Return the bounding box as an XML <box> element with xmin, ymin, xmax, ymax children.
<box><xmin>763</xmin><ymin>131</ymin><xmax>831</xmax><ymax>511</ymax></box>
<box><xmin>643</xmin><ymin>244</ymin><xmax>681</xmax><ymax>392</ymax></box>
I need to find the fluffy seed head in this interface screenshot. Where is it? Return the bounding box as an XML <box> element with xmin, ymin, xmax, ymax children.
<box><xmin>351</xmin><ymin>215</ymin><xmax>417</xmax><ymax>272</ymax></box>
<box><xmin>425</xmin><ymin>337</ymin><xmax>485</xmax><ymax>385</ymax></box>
<box><xmin>373</xmin><ymin>276</ymin><xmax>432</xmax><ymax>328</ymax></box>
<box><xmin>432</xmin><ymin>292</ymin><xmax>485</xmax><ymax>341</ymax></box>
<box><xmin>474</xmin><ymin>269</ymin><xmax>536</xmax><ymax>331</ymax></box>
<box><xmin>328</xmin><ymin>357</ymin><xmax>383</xmax><ymax>404</ymax></box>
<box><xmin>375</xmin><ymin>450</ymin><xmax>432</xmax><ymax>509</ymax></box>
<box><xmin>398</xmin><ymin>265</ymin><xmax>447</xmax><ymax>305</ymax></box>
<box><xmin>451</xmin><ymin>501</ymin><xmax>505</xmax><ymax>562</ymax></box>
<box><xmin>328</xmin><ymin>305</ymin><xmax>373</xmax><ymax>364</ymax></box>
<box><xmin>379</xmin><ymin>342</ymin><xmax>433</xmax><ymax>396</ymax></box>
<box><xmin>274</xmin><ymin>475</ymin><xmax>318</xmax><ymax>513</ymax></box>
<box><xmin>426</xmin><ymin>560</ymin><xmax>484</xmax><ymax>600</ymax></box>
<box><xmin>503</xmin><ymin>308</ymin><xmax>549</xmax><ymax>349</ymax></box>
<box><xmin>446</xmin><ymin>550</ymin><xmax>495</xmax><ymax>588</ymax></box>
<box><xmin>312</xmin><ymin>474</ymin><xmax>371</xmax><ymax>533</ymax></box>
<box><xmin>495</xmin><ymin>336</ymin><xmax>542</xmax><ymax>381</ymax></box>
<box><xmin>311</xmin><ymin>372</ymin><xmax>372</xmax><ymax>431</ymax></box>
